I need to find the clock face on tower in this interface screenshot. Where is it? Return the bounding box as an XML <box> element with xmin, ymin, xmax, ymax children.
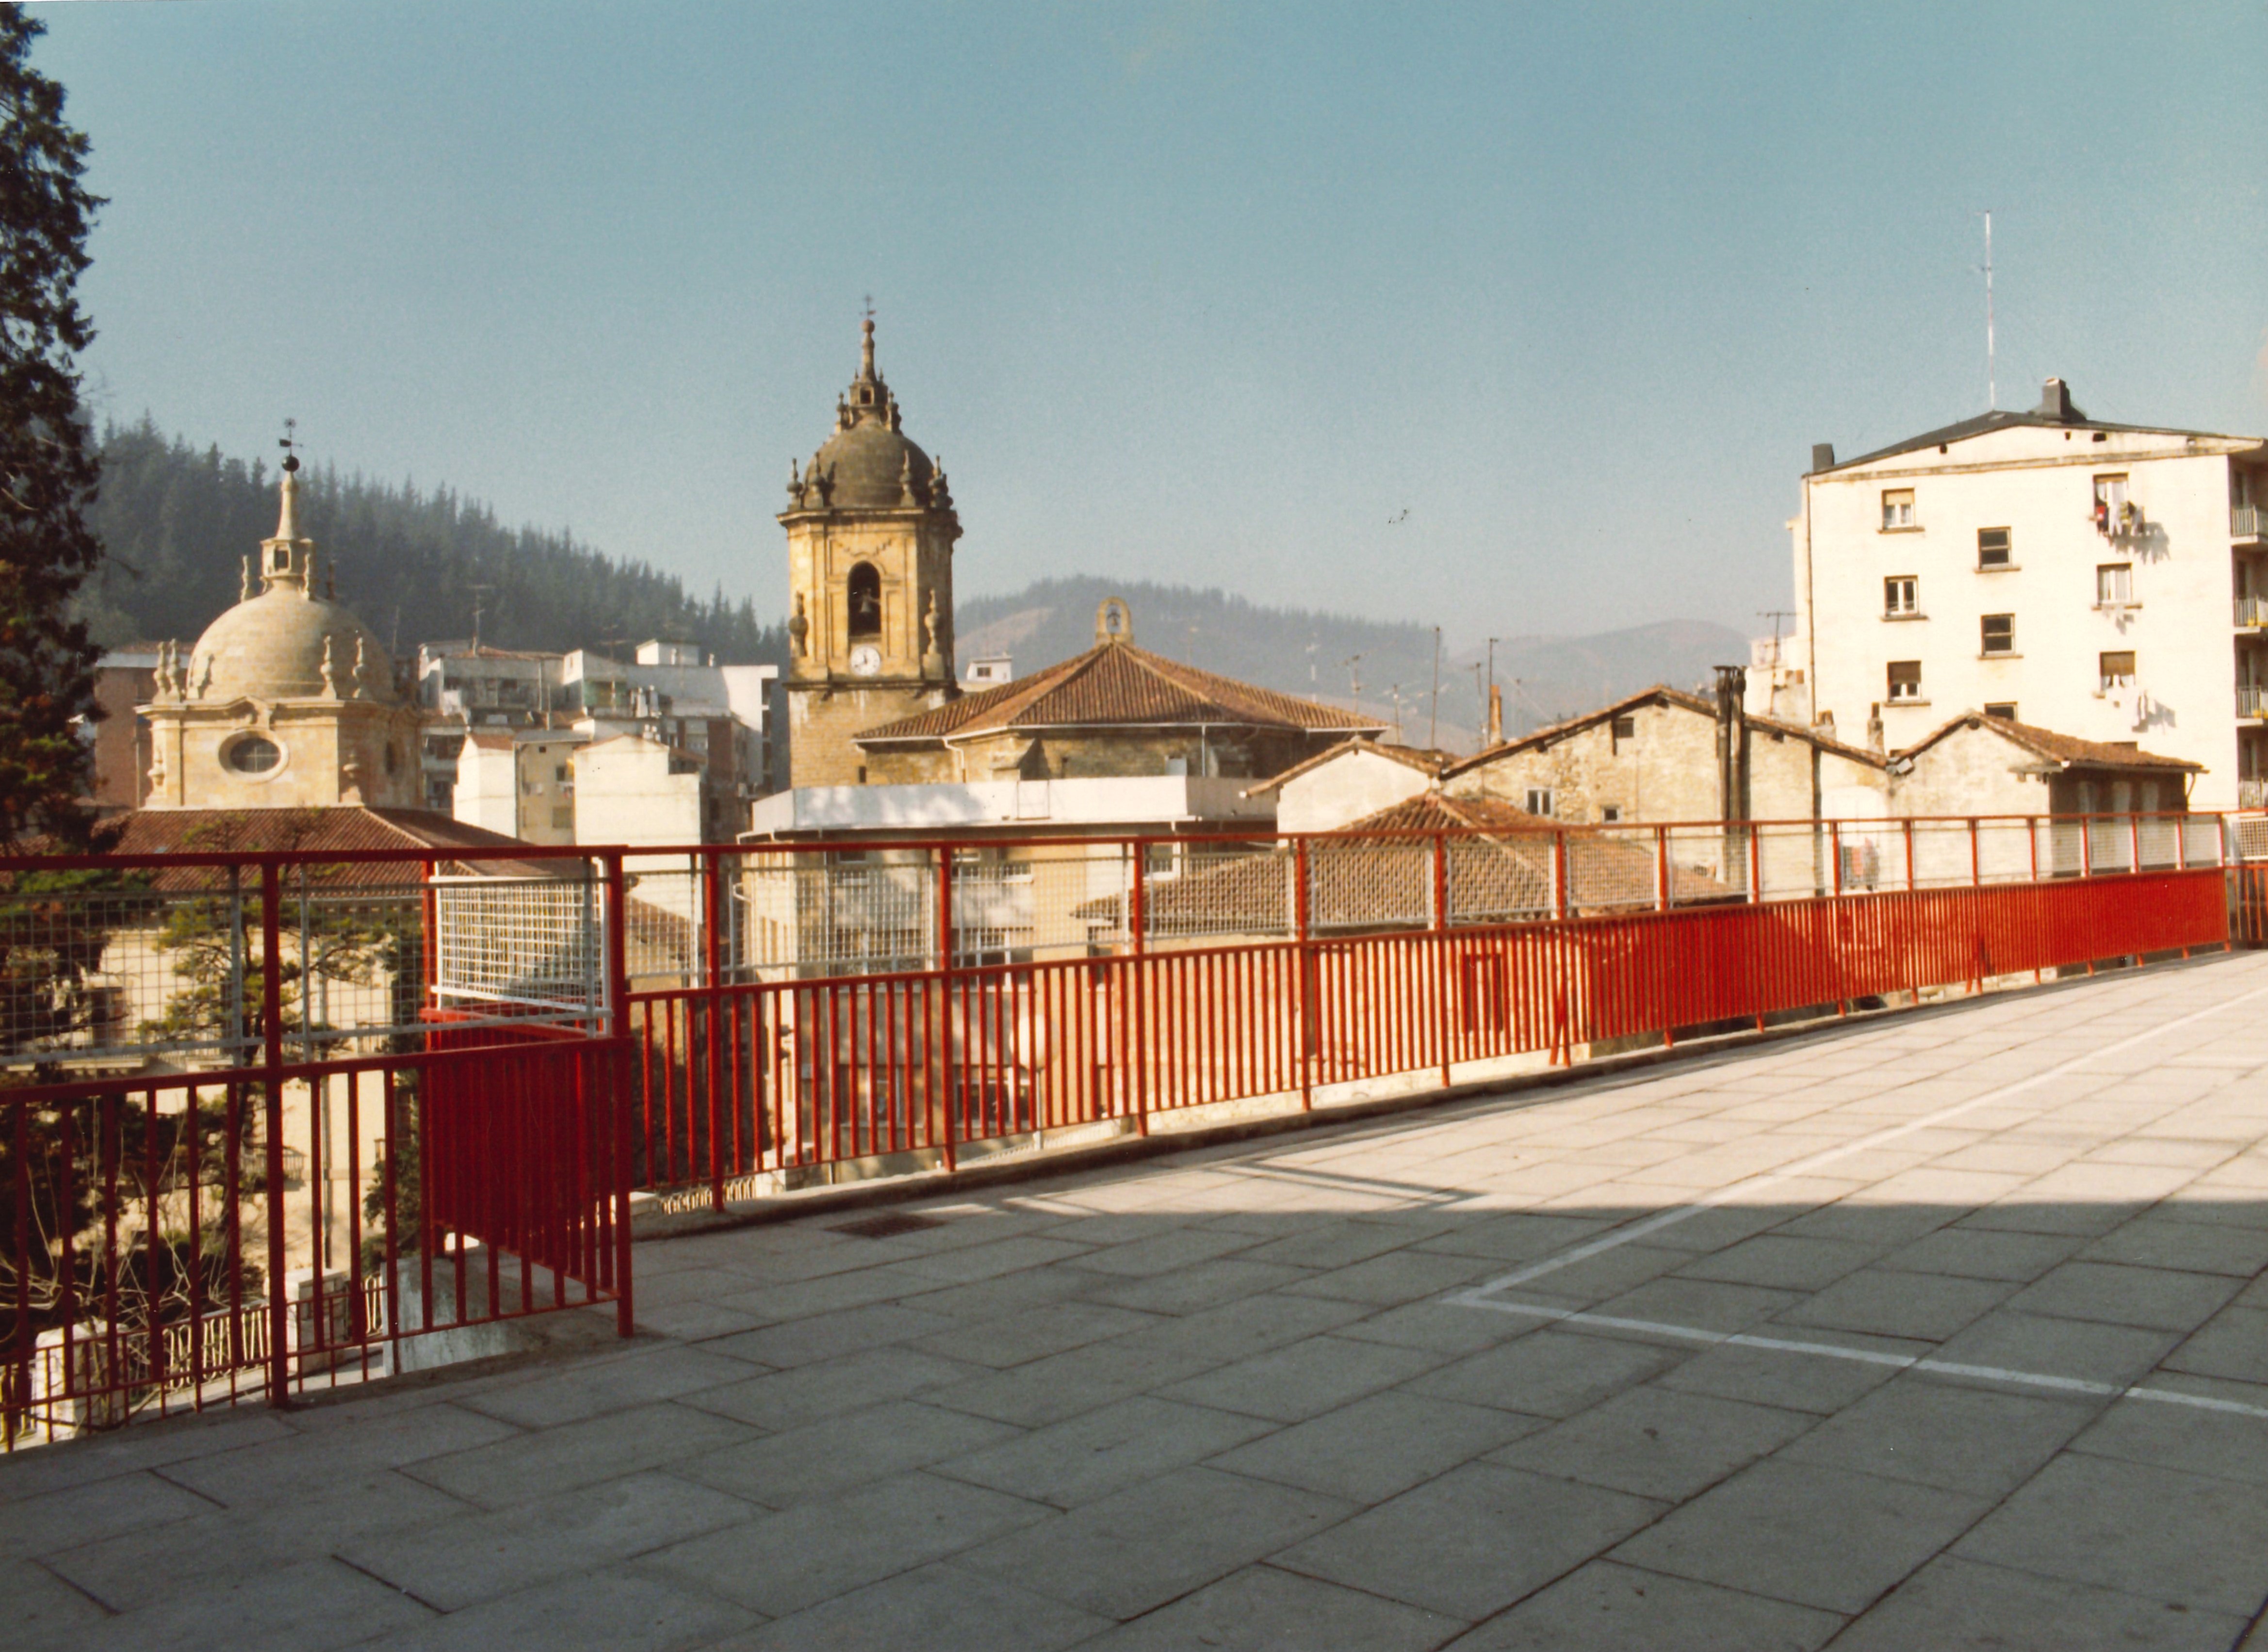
<box><xmin>848</xmin><ymin>644</ymin><xmax>882</xmax><ymax>678</ymax></box>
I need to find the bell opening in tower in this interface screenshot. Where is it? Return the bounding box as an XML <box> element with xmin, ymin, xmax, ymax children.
<box><xmin>847</xmin><ymin>562</ymin><xmax>882</xmax><ymax>638</ymax></box>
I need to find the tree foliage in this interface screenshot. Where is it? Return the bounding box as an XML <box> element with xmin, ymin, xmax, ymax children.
<box><xmin>0</xmin><ymin>3</ymin><xmax>103</xmax><ymax>851</ymax></box>
<box><xmin>80</xmin><ymin>419</ymin><xmax>790</xmax><ymax>669</ymax></box>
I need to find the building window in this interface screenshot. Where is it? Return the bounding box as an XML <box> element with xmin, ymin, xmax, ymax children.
<box><xmin>2100</xmin><ymin>650</ymin><xmax>2136</xmax><ymax>691</ymax></box>
<box><xmin>1883</xmin><ymin>576</ymin><xmax>1918</xmax><ymax>617</ymax></box>
<box><xmin>2096</xmin><ymin>564</ymin><xmax>2133</xmax><ymax>607</ymax></box>
<box><xmin>1980</xmin><ymin>614</ymin><xmax>2015</xmax><ymax>655</ymax></box>
<box><xmin>1880</xmin><ymin>489</ymin><xmax>1915</xmax><ymax>530</ymax></box>
<box><xmin>1524</xmin><ymin>787</ymin><xmax>1554</xmax><ymax>817</ymax></box>
<box><xmin>1887</xmin><ymin>660</ymin><xmax>1922</xmax><ymax>703</ymax></box>
<box><xmin>1977</xmin><ymin>527</ymin><xmax>2012</xmax><ymax>567</ymax></box>
<box><xmin>1984</xmin><ymin>702</ymin><xmax>2018</xmax><ymax>721</ymax></box>
<box><xmin>846</xmin><ymin>562</ymin><xmax>882</xmax><ymax>638</ymax></box>
<box><xmin>1610</xmin><ymin>715</ymin><xmax>1635</xmax><ymax>741</ymax></box>
<box><xmin>1599</xmin><ymin>804</ymin><xmax>1622</xmax><ymax>824</ymax></box>
<box><xmin>2093</xmin><ymin>474</ymin><xmax>2130</xmax><ymax>535</ymax></box>
<box><xmin>223</xmin><ymin>734</ymin><xmax>282</xmax><ymax>774</ymax></box>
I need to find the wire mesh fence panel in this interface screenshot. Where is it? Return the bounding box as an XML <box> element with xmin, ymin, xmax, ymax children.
<box><xmin>2183</xmin><ymin>815</ymin><xmax>2226</xmax><ymax>868</ymax></box>
<box><xmin>1755</xmin><ymin>822</ymin><xmax>1834</xmax><ymax>902</ymax></box>
<box><xmin>1976</xmin><ymin>818</ymin><xmax>2036</xmax><ymax>884</ymax></box>
<box><xmin>1659</xmin><ymin>825</ymin><xmax>1742</xmax><ymax>906</ymax></box>
<box><xmin>1446</xmin><ymin>833</ymin><xmax>1552</xmax><ymax>925</ymax></box>
<box><xmin>1567</xmin><ymin>831</ymin><xmax>1663</xmax><ymax>914</ymax></box>
<box><xmin>734</xmin><ymin>851</ymin><xmax>936</xmax><ymax>978</ymax></box>
<box><xmin>621</xmin><ymin>862</ymin><xmax>702</xmax><ymax>988</ymax></box>
<box><xmin>1907</xmin><ymin>820</ymin><xmax>1974</xmax><ymax>888</ymax></box>
<box><xmin>2086</xmin><ymin>816</ymin><xmax>2134</xmax><ymax>874</ymax></box>
<box><xmin>278</xmin><ymin>876</ymin><xmax>427</xmax><ymax>1060</ymax></box>
<box><xmin>953</xmin><ymin>845</ymin><xmax>1134</xmax><ymax>962</ymax></box>
<box><xmin>2231</xmin><ymin>815</ymin><xmax>2268</xmax><ymax>863</ymax></box>
<box><xmin>1308</xmin><ymin>836</ymin><xmax>1430</xmax><ymax>933</ymax></box>
<box><xmin>1145</xmin><ymin>841</ymin><xmax>1292</xmax><ymax>943</ymax></box>
<box><xmin>1</xmin><ymin>878</ymin><xmax>261</xmax><ymax>1070</ymax></box>
<box><xmin>2137</xmin><ymin>815</ymin><xmax>2184</xmax><ymax>872</ymax></box>
<box><xmin>430</xmin><ymin>873</ymin><xmax>604</xmax><ymax>1024</ymax></box>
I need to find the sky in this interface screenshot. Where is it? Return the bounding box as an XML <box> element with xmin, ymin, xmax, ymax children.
<box><xmin>30</xmin><ymin>0</ymin><xmax>2268</xmax><ymax>647</ymax></box>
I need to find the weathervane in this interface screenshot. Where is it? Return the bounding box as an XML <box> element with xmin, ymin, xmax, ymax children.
<box><xmin>278</xmin><ymin>417</ymin><xmax>301</xmax><ymax>475</ymax></box>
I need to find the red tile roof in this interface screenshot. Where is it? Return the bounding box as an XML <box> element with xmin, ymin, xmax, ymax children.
<box><xmin>1242</xmin><ymin>738</ymin><xmax>1455</xmax><ymax>798</ymax></box>
<box><xmin>854</xmin><ymin>641</ymin><xmax>1388</xmax><ymax>746</ymax></box>
<box><xmin>1897</xmin><ymin>713</ymin><xmax>2202</xmax><ymax>773</ymax></box>
<box><xmin>99</xmin><ymin>807</ymin><xmax>553</xmax><ymax>887</ymax></box>
<box><xmin>1442</xmin><ymin>685</ymin><xmax>1889</xmax><ymax>778</ymax></box>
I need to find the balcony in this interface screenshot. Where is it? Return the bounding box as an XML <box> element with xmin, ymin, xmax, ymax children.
<box><xmin>2237</xmin><ymin>597</ymin><xmax>2268</xmax><ymax>629</ymax></box>
<box><xmin>2237</xmin><ymin>504</ymin><xmax>2267</xmax><ymax>546</ymax></box>
<box><xmin>2239</xmin><ymin>685</ymin><xmax>2268</xmax><ymax>720</ymax></box>
<box><xmin>2243</xmin><ymin>778</ymin><xmax>2268</xmax><ymax>810</ymax></box>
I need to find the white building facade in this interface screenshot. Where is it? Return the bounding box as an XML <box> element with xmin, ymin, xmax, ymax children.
<box><xmin>1770</xmin><ymin>378</ymin><xmax>2267</xmax><ymax>810</ymax></box>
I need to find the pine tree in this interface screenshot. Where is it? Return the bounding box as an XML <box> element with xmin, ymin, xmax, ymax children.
<box><xmin>0</xmin><ymin>3</ymin><xmax>103</xmax><ymax>850</ymax></box>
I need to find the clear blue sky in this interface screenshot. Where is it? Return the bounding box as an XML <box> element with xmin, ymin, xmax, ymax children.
<box><xmin>31</xmin><ymin>0</ymin><xmax>2268</xmax><ymax>645</ymax></box>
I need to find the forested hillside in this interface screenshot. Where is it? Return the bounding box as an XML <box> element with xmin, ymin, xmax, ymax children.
<box><xmin>78</xmin><ymin>420</ymin><xmax>788</xmax><ymax>664</ymax></box>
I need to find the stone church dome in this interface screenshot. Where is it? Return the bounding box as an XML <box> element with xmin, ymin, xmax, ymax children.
<box><xmin>788</xmin><ymin>319</ymin><xmax>950</xmax><ymax>514</ymax></box>
<box><xmin>186</xmin><ymin>467</ymin><xmax>398</xmax><ymax>704</ymax></box>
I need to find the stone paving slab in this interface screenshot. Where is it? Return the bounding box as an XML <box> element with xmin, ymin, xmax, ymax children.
<box><xmin>8</xmin><ymin>954</ymin><xmax>2268</xmax><ymax>1648</ymax></box>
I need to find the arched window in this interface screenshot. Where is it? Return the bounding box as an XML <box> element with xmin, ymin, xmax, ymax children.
<box><xmin>847</xmin><ymin>563</ymin><xmax>882</xmax><ymax>638</ymax></box>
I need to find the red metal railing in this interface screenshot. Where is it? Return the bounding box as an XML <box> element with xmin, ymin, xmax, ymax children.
<box><xmin>620</xmin><ymin>812</ymin><xmax>2235</xmax><ymax>1210</ymax></box>
<box><xmin>1</xmin><ymin>844</ymin><xmax>636</xmax><ymax>1450</ymax></box>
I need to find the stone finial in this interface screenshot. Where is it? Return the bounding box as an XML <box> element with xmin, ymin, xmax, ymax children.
<box><xmin>859</xmin><ymin>315</ymin><xmax>877</xmax><ymax>384</ymax></box>
<box><xmin>303</xmin><ymin>548</ymin><xmax>320</xmax><ymax>601</ymax></box>
<box><xmin>899</xmin><ymin>447</ymin><xmax>918</xmax><ymax>506</ymax></box>
<box><xmin>788</xmin><ymin>458</ymin><xmax>804</xmax><ymax>506</ymax></box>
<box><xmin>154</xmin><ymin>639</ymin><xmax>176</xmax><ymax>699</ymax></box>
<box><xmin>275</xmin><ymin>463</ymin><xmax>303</xmax><ymax>543</ymax></box>
<box><xmin>921</xmin><ymin>590</ymin><xmax>945</xmax><ymax>677</ymax></box>
<box><xmin>789</xmin><ymin>593</ymin><xmax>809</xmax><ymax>657</ymax></box>
<box><xmin>320</xmin><ymin>634</ymin><xmax>339</xmax><ymax>698</ymax></box>
<box><xmin>352</xmin><ymin>637</ymin><xmax>370</xmax><ymax>699</ymax></box>
<box><xmin>930</xmin><ymin>459</ymin><xmax>951</xmax><ymax>511</ymax></box>
<box><xmin>240</xmin><ymin>555</ymin><xmax>253</xmax><ymax>604</ymax></box>
<box><xmin>194</xmin><ymin>651</ymin><xmax>212</xmax><ymax>698</ymax></box>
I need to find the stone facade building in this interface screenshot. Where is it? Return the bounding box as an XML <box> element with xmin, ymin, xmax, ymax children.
<box><xmin>139</xmin><ymin>463</ymin><xmax>423</xmax><ymax>811</ymax></box>
<box><xmin>1769</xmin><ymin>376</ymin><xmax>2264</xmax><ymax>809</ymax></box>
<box><xmin>780</xmin><ymin>320</ymin><xmax>963</xmax><ymax>789</ymax></box>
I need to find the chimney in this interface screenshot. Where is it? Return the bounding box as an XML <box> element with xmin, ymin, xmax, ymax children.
<box><xmin>1486</xmin><ymin>683</ymin><xmax>1503</xmax><ymax>746</ymax></box>
<box><xmin>2036</xmin><ymin>377</ymin><xmax>2079</xmax><ymax>422</ymax></box>
<box><xmin>1810</xmin><ymin>442</ymin><xmax>1836</xmax><ymax>473</ymax></box>
<box><xmin>1713</xmin><ymin>665</ymin><xmax>1749</xmax><ymax>823</ymax></box>
<box><xmin>1866</xmin><ymin>700</ymin><xmax>1884</xmax><ymax>753</ymax></box>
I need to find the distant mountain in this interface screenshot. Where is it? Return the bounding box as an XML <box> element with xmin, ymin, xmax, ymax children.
<box><xmin>77</xmin><ymin>420</ymin><xmax>789</xmax><ymax>666</ymax></box>
<box><xmin>955</xmin><ymin>577</ymin><xmax>1748</xmax><ymax>749</ymax></box>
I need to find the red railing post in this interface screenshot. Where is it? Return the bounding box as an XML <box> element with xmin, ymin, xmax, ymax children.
<box><xmin>1746</xmin><ymin>824</ymin><xmax>1762</xmax><ymax>905</ymax></box>
<box><xmin>937</xmin><ymin>846</ymin><xmax>958</xmax><ymax>1171</ymax></box>
<box><xmin>602</xmin><ymin>850</ymin><xmax>634</xmax><ymax>1338</ymax></box>
<box><xmin>1969</xmin><ymin>818</ymin><xmax>1981</xmax><ymax>887</ymax></box>
<box><xmin>1904</xmin><ymin>819</ymin><xmax>1917</xmax><ymax>892</ymax></box>
<box><xmin>260</xmin><ymin>858</ymin><xmax>288</xmax><ymax>1408</ymax></box>
<box><xmin>1433</xmin><ymin>833</ymin><xmax>1452</xmax><ymax>1086</ymax></box>
<box><xmin>702</xmin><ymin>848</ymin><xmax>726</xmax><ymax>1212</ymax></box>
<box><xmin>1654</xmin><ymin>825</ymin><xmax>1669</xmax><ymax>912</ymax></box>
<box><xmin>1293</xmin><ymin>836</ymin><xmax>1314</xmax><ymax>1111</ymax></box>
<box><xmin>1128</xmin><ymin>840</ymin><xmax>1148</xmax><ymax>1137</ymax></box>
<box><xmin>2129</xmin><ymin>812</ymin><xmax>2141</xmax><ymax>876</ymax></box>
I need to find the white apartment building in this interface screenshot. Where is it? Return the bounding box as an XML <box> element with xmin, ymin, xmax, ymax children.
<box><xmin>1766</xmin><ymin>378</ymin><xmax>2268</xmax><ymax>810</ymax></box>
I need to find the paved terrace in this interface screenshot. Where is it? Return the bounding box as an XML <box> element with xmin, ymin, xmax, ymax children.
<box><xmin>10</xmin><ymin>955</ymin><xmax>2268</xmax><ymax>1651</ymax></box>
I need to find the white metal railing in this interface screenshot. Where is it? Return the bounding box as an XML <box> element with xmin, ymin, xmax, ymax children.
<box><xmin>2235</xmin><ymin>596</ymin><xmax>2268</xmax><ymax>629</ymax></box>
<box><xmin>2240</xmin><ymin>686</ymin><xmax>2268</xmax><ymax>720</ymax></box>
<box><xmin>2241</xmin><ymin>781</ymin><xmax>2268</xmax><ymax>811</ymax></box>
<box><xmin>2235</xmin><ymin>504</ymin><xmax>2267</xmax><ymax>540</ymax></box>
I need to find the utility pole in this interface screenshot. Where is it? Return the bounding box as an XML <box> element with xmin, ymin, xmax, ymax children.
<box><xmin>1306</xmin><ymin>639</ymin><xmax>1319</xmax><ymax>703</ymax></box>
<box><xmin>1388</xmin><ymin>684</ymin><xmax>1405</xmax><ymax>744</ymax></box>
<box><xmin>1471</xmin><ymin>663</ymin><xmax>1486</xmax><ymax>754</ymax></box>
<box><xmin>1485</xmin><ymin>637</ymin><xmax>1500</xmax><ymax>745</ymax></box>
<box><xmin>1341</xmin><ymin>654</ymin><xmax>1364</xmax><ymax>721</ymax></box>
<box><xmin>1429</xmin><ymin>626</ymin><xmax>1442</xmax><ymax>749</ymax></box>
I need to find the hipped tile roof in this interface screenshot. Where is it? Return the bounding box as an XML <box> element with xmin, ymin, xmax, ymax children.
<box><xmin>98</xmin><ymin>807</ymin><xmax>555</xmax><ymax>888</ymax></box>
<box><xmin>854</xmin><ymin>641</ymin><xmax>1388</xmax><ymax>746</ymax></box>
<box><xmin>1897</xmin><ymin>713</ymin><xmax>2202</xmax><ymax>774</ymax></box>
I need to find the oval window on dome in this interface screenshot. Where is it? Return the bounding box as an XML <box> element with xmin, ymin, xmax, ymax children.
<box><xmin>225</xmin><ymin>735</ymin><xmax>282</xmax><ymax>775</ymax></box>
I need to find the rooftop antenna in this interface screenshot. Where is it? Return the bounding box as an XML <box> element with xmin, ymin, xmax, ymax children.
<box><xmin>467</xmin><ymin>583</ymin><xmax>495</xmax><ymax>652</ymax></box>
<box><xmin>1388</xmin><ymin>683</ymin><xmax>1405</xmax><ymax>744</ymax></box>
<box><xmin>1485</xmin><ymin>637</ymin><xmax>1500</xmax><ymax>745</ymax></box>
<box><xmin>1428</xmin><ymin>626</ymin><xmax>1442</xmax><ymax>749</ymax></box>
<box><xmin>1979</xmin><ymin>210</ymin><xmax>1995</xmax><ymax>410</ymax></box>
<box><xmin>1306</xmin><ymin>639</ymin><xmax>1319</xmax><ymax>703</ymax></box>
<box><xmin>1471</xmin><ymin>663</ymin><xmax>1486</xmax><ymax>755</ymax></box>
<box><xmin>1341</xmin><ymin>653</ymin><xmax>1364</xmax><ymax>721</ymax></box>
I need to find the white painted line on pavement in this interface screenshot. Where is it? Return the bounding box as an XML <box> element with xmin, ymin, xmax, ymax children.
<box><xmin>1461</xmin><ymin>980</ymin><xmax>2268</xmax><ymax>1301</ymax></box>
<box><xmin>1451</xmin><ymin>1292</ymin><xmax>2268</xmax><ymax>1421</ymax></box>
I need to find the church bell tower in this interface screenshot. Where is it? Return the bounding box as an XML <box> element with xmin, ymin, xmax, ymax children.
<box><xmin>779</xmin><ymin>317</ymin><xmax>961</xmax><ymax>788</ymax></box>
